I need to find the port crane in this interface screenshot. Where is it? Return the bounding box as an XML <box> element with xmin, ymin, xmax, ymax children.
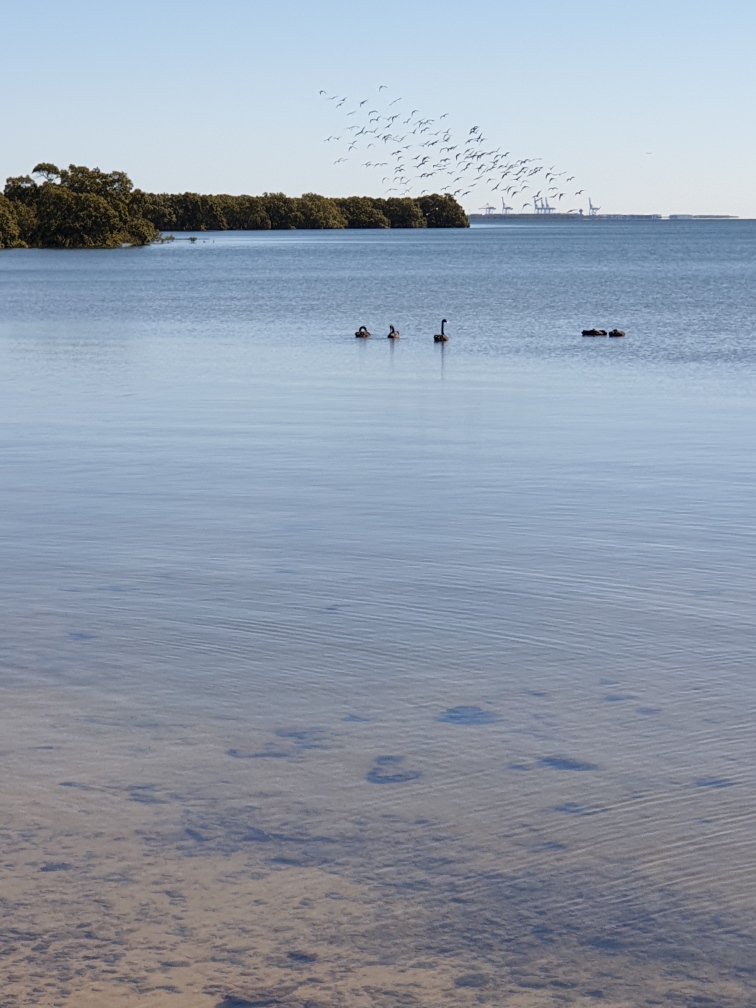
<box><xmin>533</xmin><ymin>196</ymin><xmax>555</xmax><ymax>214</ymax></box>
<box><xmin>479</xmin><ymin>204</ymin><xmax>497</xmax><ymax>216</ymax></box>
<box><xmin>501</xmin><ymin>199</ymin><xmax>514</xmax><ymax>214</ymax></box>
<box><xmin>588</xmin><ymin>198</ymin><xmax>600</xmax><ymax>216</ymax></box>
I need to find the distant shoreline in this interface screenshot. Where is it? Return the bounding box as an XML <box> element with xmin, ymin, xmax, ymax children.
<box><xmin>468</xmin><ymin>213</ymin><xmax>741</xmax><ymax>222</ymax></box>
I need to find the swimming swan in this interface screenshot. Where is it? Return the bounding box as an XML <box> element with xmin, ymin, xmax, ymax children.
<box><xmin>433</xmin><ymin>319</ymin><xmax>449</xmax><ymax>342</ymax></box>
<box><xmin>355</xmin><ymin>326</ymin><xmax>371</xmax><ymax>338</ymax></box>
<box><xmin>387</xmin><ymin>325</ymin><xmax>400</xmax><ymax>339</ymax></box>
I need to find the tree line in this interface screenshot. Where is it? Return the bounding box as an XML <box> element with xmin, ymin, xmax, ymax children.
<box><xmin>0</xmin><ymin>163</ymin><xmax>469</xmax><ymax>249</ymax></box>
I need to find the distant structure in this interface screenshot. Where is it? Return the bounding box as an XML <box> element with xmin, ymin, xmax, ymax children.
<box><xmin>479</xmin><ymin>204</ymin><xmax>497</xmax><ymax>216</ymax></box>
<box><xmin>501</xmin><ymin>199</ymin><xmax>514</xmax><ymax>214</ymax></box>
<box><xmin>588</xmin><ymin>198</ymin><xmax>600</xmax><ymax>216</ymax></box>
<box><xmin>534</xmin><ymin>196</ymin><xmax>555</xmax><ymax>215</ymax></box>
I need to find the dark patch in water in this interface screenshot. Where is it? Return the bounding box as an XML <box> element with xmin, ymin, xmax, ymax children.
<box><xmin>541</xmin><ymin>756</ymin><xmax>599</xmax><ymax>771</ymax></box>
<box><xmin>275</xmin><ymin>727</ymin><xmax>327</xmax><ymax>749</ymax></box>
<box><xmin>366</xmin><ymin>767</ymin><xmax>422</xmax><ymax>784</ymax></box>
<box><xmin>39</xmin><ymin>862</ymin><xmax>71</xmax><ymax>872</ymax></box>
<box><xmin>240</xmin><ymin>828</ymin><xmax>275</xmax><ymax>843</ymax></box>
<box><xmin>636</xmin><ymin>707</ymin><xmax>660</xmax><ymax>715</ymax></box>
<box><xmin>68</xmin><ymin>632</ymin><xmax>95</xmax><ymax>641</ymax></box>
<box><xmin>454</xmin><ymin>973</ymin><xmax>490</xmax><ymax>988</ymax></box>
<box><xmin>532</xmin><ymin>924</ymin><xmax>555</xmax><ymax>942</ymax></box>
<box><xmin>694</xmin><ymin>777</ymin><xmax>735</xmax><ymax>789</ymax></box>
<box><xmin>554</xmin><ymin>802</ymin><xmax>606</xmax><ymax>816</ymax></box>
<box><xmin>343</xmin><ymin>714</ymin><xmax>370</xmax><ymax>722</ymax></box>
<box><xmin>587</xmin><ymin>937</ymin><xmax>623</xmax><ymax>951</ymax></box>
<box><xmin>184</xmin><ymin>828</ymin><xmax>207</xmax><ymax>842</ymax></box>
<box><xmin>436</xmin><ymin>706</ymin><xmax>501</xmax><ymax>725</ymax></box>
<box><xmin>286</xmin><ymin>950</ymin><xmax>317</xmax><ymax>963</ymax></box>
<box><xmin>604</xmin><ymin>694</ymin><xmax>635</xmax><ymax>702</ymax></box>
<box><xmin>216</xmin><ymin>998</ymin><xmax>280</xmax><ymax>1008</ymax></box>
<box><xmin>507</xmin><ymin>762</ymin><xmax>532</xmax><ymax>771</ymax></box>
<box><xmin>226</xmin><ymin>748</ymin><xmax>290</xmax><ymax>759</ymax></box>
<box><xmin>129</xmin><ymin>792</ymin><xmax>167</xmax><ymax>804</ymax></box>
<box><xmin>367</xmin><ymin>756</ymin><xmax>421</xmax><ymax>784</ymax></box>
<box><xmin>58</xmin><ymin>781</ymin><xmax>92</xmax><ymax>790</ymax></box>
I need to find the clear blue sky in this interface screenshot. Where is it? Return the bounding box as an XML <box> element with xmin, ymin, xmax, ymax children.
<box><xmin>2</xmin><ymin>0</ymin><xmax>754</xmax><ymax>215</ymax></box>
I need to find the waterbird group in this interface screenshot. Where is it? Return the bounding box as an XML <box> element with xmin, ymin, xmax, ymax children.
<box><xmin>582</xmin><ymin>328</ymin><xmax>626</xmax><ymax>337</ymax></box>
<box><xmin>320</xmin><ymin>86</ymin><xmax>587</xmax><ymax>210</ymax></box>
<box><xmin>355</xmin><ymin>321</ymin><xmax>447</xmax><ymax>341</ymax></box>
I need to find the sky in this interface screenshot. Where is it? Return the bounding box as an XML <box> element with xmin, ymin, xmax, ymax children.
<box><xmin>1</xmin><ymin>0</ymin><xmax>754</xmax><ymax>216</ymax></box>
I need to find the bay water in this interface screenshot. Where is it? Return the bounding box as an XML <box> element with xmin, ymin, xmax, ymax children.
<box><xmin>1</xmin><ymin>221</ymin><xmax>755</xmax><ymax>1007</ymax></box>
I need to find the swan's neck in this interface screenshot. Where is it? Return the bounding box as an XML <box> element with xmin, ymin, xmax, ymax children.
<box><xmin>441</xmin><ymin>320</ymin><xmax>445</xmax><ymax>335</ymax></box>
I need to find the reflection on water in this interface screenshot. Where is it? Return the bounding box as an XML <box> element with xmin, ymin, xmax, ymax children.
<box><xmin>1</xmin><ymin>223</ymin><xmax>756</xmax><ymax>1006</ymax></box>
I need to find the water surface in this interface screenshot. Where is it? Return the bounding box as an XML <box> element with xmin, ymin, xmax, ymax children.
<box><xmin>1</xmin><ymin>221</ymin><xmax>755</xmax><ymax>1007</ymax></box>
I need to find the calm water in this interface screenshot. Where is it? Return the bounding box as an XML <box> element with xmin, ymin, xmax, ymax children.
<box><xmin>1</xmin><ymin>221</ymin><xmax>755</xmax><ymax>1008</ymax></box>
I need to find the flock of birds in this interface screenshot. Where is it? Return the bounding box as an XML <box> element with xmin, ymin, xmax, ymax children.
<box><xmin>320</xmin><ymin>86</ymin><xmax>585</xmax><ymax>208</ymax></box>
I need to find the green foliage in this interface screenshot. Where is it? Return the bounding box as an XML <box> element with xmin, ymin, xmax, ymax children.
<box><xmin>334</xmin><ymin>197</ymin><xmax>390</xmax><ymax>229</ymax></box>
<box><xmin>129</xmin><ymin>190</ymin><xmax>178</xmax><ymax>230</ymax></box>
<box><xmin>298</xmin><ymin>193</ymin><xmax>347</xmax><ymax>229</ymax></box>
<box><xmin>376</xmin><ymin>197</ymin><xmax>427</xmax><ymax>228</ymax></box>
<box><xmin>3</xmin><ymin>163</ymin><xmax>158</xmax><ymax>248</ymax></box>
<box><xmin>261</xmin><ymin>192</ymin><xmax>304</xmax><ymax>230</ymax></box>
<box><xmin>215</xmin><ymin>195</ymin><xmax>271</xmax><ymax>230</ymax></box>
<box><xmin>3</xmin><ymin>175</ymin><xmax>40</xmax><ymax>206</ymax></box>
<box><xmin>417</xmin><ymin>193</ymin><xmax>469</xmax><ymax>228</ymax></box>
<box><xmin>167</xmin><ymin>193</ymin><xmax>228</xmax><ymax>231</ymax></box>
<box><xmin>9</xmin><ymin>202</ymin><xmax>37</xmax><ymax>245</ymax></box>
<box><xmin>33</xmin><ymin>186</ymin><xmax>128</xmax><ymax>249</ymax></box>
<box><xmin>0</xmin><ymin>195</ymin><xmax>26</xmax><ymax>248</ymax></box>
<box><xmin>33</xmin><ymin>187</ymin><xmax>118</xmax><ymax>248</ymax></box>
<box><xmin>33</xmin><ymin>163</ymin><xmax>134</xmax><ymax>200</ymax></box>
<box><xmin>2</xmin><ymin>163</ymin><xmax>469</xmax><ymax>247</ymax></box>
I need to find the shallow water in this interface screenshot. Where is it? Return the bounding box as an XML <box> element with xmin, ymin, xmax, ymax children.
<box><xmin>1</xmin><ymin>222</ymin><xmax>756</xmax><ymax>1007</ymax></box>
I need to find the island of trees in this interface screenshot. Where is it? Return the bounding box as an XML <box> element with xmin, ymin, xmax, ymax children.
<box><xmin>0</xmin><ymin>163</ymin><xmax>469</xmax><ymax>249</ymax></box>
